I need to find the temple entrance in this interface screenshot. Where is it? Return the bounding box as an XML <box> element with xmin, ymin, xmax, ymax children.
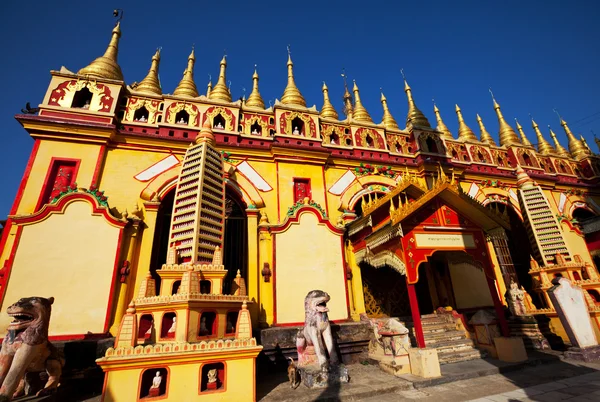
<box><xmin>360</xmin><ymin>263</ymin><xmax>410</xmax><ymax>318</ymax></box>
<box><xmin>222</xmin><ymin>189</ymin><xmax>247</xmax><ymax>295</ymax></box>
<box><xmin>148</xmin><ymin>189</ymin><xmax>175</xmax><ymax>294</ymax></box>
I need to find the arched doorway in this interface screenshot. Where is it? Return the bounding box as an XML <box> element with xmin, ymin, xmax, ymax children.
<box><xmin>148</xmin><ymin>188</ymin><xmax>175</xmax><ymax>294</ymax></box>
<box><xmin>222</xmin><ymin>188</ymin><xmax>248</xmax><ymax>295</ymax></box>
<box><xmin>360</xmin><ymin>263</ymin><xmax>410</xmax><ymax>318</ymax></box>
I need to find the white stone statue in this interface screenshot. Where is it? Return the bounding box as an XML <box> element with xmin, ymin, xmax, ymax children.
<box><xmin>293</xmin><ymin>126</ymin><xmax>300</xmax><ymax>135</ymax></box>
<box><xmin>251</xmin><ymin>128</ymin><xmax>259</xmax><ymax>135</ymax></box>
<box><xmin>330</xmin><ymin>136</ymin><xmax>337</xmax><ymax>144</ymax></box>
<box><xmin>178</xmin><ymin>117</ymin><xmax>186</xmax><ymax>124</ymax></box>
<box><xmin>82</xmin><ymin>100</ymin><xmax>90</xmax><ymax>109</ymax></box>
<box><xmin>167</xmin><ymin>317</ymin><xmax>177</xmax><ymax>334</ymax></box>
<box><xmin>151</xmin><ymin>371</ymin><xmax>162</xmax><ymax>389</ymax></box>
<box><xmin>215</xmin><ymin>121</ymin><xmax>224</xmax><ymax>129</ymax></box>
<box><xmin>139</xmin><ymin>115</ymin><xmax>147</xmax><ymax>122</ymax></box>
<box><xmin>207</xmin><ymin>369</ymin><xmax>217</xmax><ymax>383</ymax></box>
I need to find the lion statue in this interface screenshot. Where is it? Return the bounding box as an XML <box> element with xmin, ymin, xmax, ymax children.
<box><xmin>296</xmin><ymin>290</ymin><xmax>339</xmax><ymax>371</ymax></box>
<box><xmin>0</xmin><ymin>296</ymin><xmax>64</xmax><ymax>401</ymax></box>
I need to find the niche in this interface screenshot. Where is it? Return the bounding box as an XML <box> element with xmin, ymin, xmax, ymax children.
<box><xmin>250</xmin><ymin>121</ymin><xmax>262</xmax><ymax>135</ymax></box>
<box><xmin>346</xmin><ymin>138</ymin><xmax>353</xmax><ymax>147</ymax></box>
<box><xmin>523</xmin><ymin>152</ymin><xmax>532</xmax><ymax>166</ymax></box>
<box><xmin>160</xmin><ymin>312</ymin><xmax>177</xmax><ymax>339</ymax></box>
<box><xmin>213</xmin><ymin>114</ymin><xmax>226</xmax><ymax>130</ymax></box>
<box><xmin>365</xmin><ymin>135</ymin><xmax>374</xmax><ymax>148</ymax></box>
<box><xmin>71</xmin><ymin>87</ymin><xmax>93</xmax><ymax>109</ymax></box>
<box><xmin>291</xmin><ymin>117</ymin><xmax>304</xmax><ymax>136</ymax></box>
<box><xmin>198</xmin><ymin>311</ymin><xmax>217</xmax><ymax>337</ymax></box>
<box><xmin>171</xmin><ymin>280</ymin><xmax>181</xmax><ymax>295</ymax></box>
<box><xmin>395</xmin><ymin>142</ymin><xmax>401</xmax><ymax>153</ymax></box>
<box><xmin>200</xmin><ymin>362</ymin><xmax>225</xmax><ymax>393</ymax></box>
<box><xmin>200</xmin><ymin>280</ymin><xmax>212</xmax><ymax>294</ymax></box>
<box><xmin>588</xmin><ymin>289</ymin><xmax>600</xmax><ymax>304</ymax></box>
<box><xmin>225</xmin><ymin>311</ymin><xmax>239</xmax><ymax>335</ymax></box>
<box><xmin>138</xmin><ymin>314</ymin><xmax>154</xmax><ymax>339</ymax></box>
<box><xmin>452</xmin><ymin>150</ymin><xmax>459</xmax><ymax>160</ymax></box>
<box><xmin>139</xmin><ymin>368</ymin><xmax>168</xmax><ymax>399</ymax></box>
<box><xmin>175</xmin><ymin>110</ymin><xmax>189</xmax><ymax>125</ymax></box>
<box><xmin>329</xmin><ymin>132</ymin><xmax>339</xmax><ymax>145</ymax></box>
<box><xmin>497</xmin><ymin>157</ymin><xmax>505</xmax><ymax>167</ymax></box>
<box><xmin>134</xmin><ymin>106</ymin><xmax>149</xmax><ymax>122</ymax></box>
<box><xmin>478</xmin><ymin>151</ymin><xmax>485</xmax><ymax>163</ymax></box>
<box><xmin>572</xmin><ymin>271</ymin><xmax>582</xmax><ymax>281</ymax></box>
<box><xmin>425</xmin><ymin>137</ymin><xmax>438</xmax><ymax>153</ymax></box>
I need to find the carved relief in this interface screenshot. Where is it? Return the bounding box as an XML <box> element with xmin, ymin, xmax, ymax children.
<box><xmin>469</xmin><ymin>145</ymin><xmax>492</xmax><ymax>164</ymax></box>
<box><xmin>354</xmin><ymin>127</ymin><xmax>385</xmax><ymax>149</ymax></box>
<box><xmin>321</xmin><ymin>124</ymin><xmax>351</xmax><ymax>146</ymax></box>
<box><xmin>48</xmin><ymin>79</ymin><xmax>115</xmax><ymax>112</ymax></box>
<box><xmin>515</xmin><ymin>148</ymin><xmax>539</xmax><ymax>168</ymax></box>
<box><xmin>417</xmin><ymin>132</ymin><xmax>444</xmax><ymax>154</ymax></box>
<box><xmin>538</xmin><ymin>156</ymin><xmax>556</xmax><ymax>174</ymax></box>
<box><xmin>165</xmin><ymin>102</ymin><xmax>200</xmax><ymax>126</ymax></box>
<box><xmin>447</xmin><ymin>142</ymin><xmax>470</xmax><ymax>162</ymax></box>
<box><xmin>125</xmin><ymin>98</ymin><xmax>161</xmax><ymax>124</ymax></box>
<box><xmin>279</xmin><ymin>112</ymin><xmax>317</xmax><ymax>138</ymax></box>
<box><xmin>490</xmin><ymin>149</ymin><xmax>511</xmax><ymax>167</ymax></box>
<box><xmin>204</xmin><ymin>106</ymin><xmax>236</xmax><ymax>131</ymax></box>
<box><xmin>242</xmin><ymin>114</ymin><xmax>270</xmax><ymax>137</ymax></box>
<box><xmin>387</xmin><ymin>134</ymin><xmax>413</xmax><ymax>155</ymax></box>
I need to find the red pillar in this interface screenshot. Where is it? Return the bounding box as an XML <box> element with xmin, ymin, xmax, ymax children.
<box><xmin>484</xmin><ymin>271</ymin><xmax>510</xmax><ymax>337</ymax></box>
<box><xmin>407</xmin><ymin>280</ymin><xmax>426</xmax><ymax>348</ymax></box>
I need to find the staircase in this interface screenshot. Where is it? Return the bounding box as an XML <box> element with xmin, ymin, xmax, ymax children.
<box><xmin>420</xmin><ymin>313</ymin><xmax>486</xmax><ymax>365</ymax></box>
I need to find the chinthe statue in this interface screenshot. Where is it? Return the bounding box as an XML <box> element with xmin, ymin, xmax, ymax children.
<box><xmin>294</xmin><ymin>290</ymin><xmax>349</xmax><ymax>388</ymax></box>
<box><xmin>0</xmin><ymin>297</ymin><xmax>64</xmax><ymax>401</ymax></box>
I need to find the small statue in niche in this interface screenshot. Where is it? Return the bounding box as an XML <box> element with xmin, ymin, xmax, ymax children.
<box><xmin>138</xmin><ymin>115</ymin><xmax>147</xmax><ymax>122</ymax></box>
<box><xmin>251</xmin><ymin>127</ymin><xmax>259</xmax><ymax>135</ymax></box>
<box><xmin>215</xmin><ymin>121</ymin><xmax>224</xmax><ymax>129</ymax></box>
<box><xmin>82</xmin><ymin>99</ymin><xmax>90</xmax><ymax>109</ymax></box>
<box><xmin>226</xmin><ymin>317</ymin><xmax>235</xmax><ymax>334</ymax></box>
<box><xmin>330</xmin><ymin>136</ymin><xmax>337</xmax><ymax>145</ymax></box>
<box><xmin>167</xmin><ymin>317</ymin><xmax>176</xmax><ymax>336</ymax></box>
<box><xmin>177</xmin><ymin>117</ymin><xmax>186</xmax><ymax>125</ymax></box>
<box><xmin>206</xmin><ymin>368</ymin><xmax>219</xmax><ymax>390</ymax></box>
<box><xmin>292</xmin><ymin>126</ymin><xmax>300</xmax><ymax>135</ymax></box>
<box><xmin>199</xmin><ymin>316</ymin><xmax>210</xmax><ymax>336</ymax></box>
<box><xmin>148</xmin><ymin>371</ymin><xmax>162</xmax><ymax>397</ymax></box>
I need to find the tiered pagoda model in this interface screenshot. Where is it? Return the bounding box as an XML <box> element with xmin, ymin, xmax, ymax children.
<box><xmin>96</xmin><ymin>123</ymin><xmax>261</xmax><ymax>402</ymax></box>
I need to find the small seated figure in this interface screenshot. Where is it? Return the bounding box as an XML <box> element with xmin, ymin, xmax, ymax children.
<box><xmin>148</xmin><ymin>371</ymin><xmax>162</xmax><ymax>397</ymax></box>
<box><xmin>215</xmin><ymin>121</ymin><xmax>224</xmax><ymax>129</ymax></box>
<box><xmin>292</xmin><ymin>126</ymin><xmax>300</xmax><ymax>135</ymax></box>
<box><xmin>199</xmin><ymin>316</ymin><xmax>210</xmax><ymax>336</ymax></box>
<box><xmin>330</xmin><ymin>137</ymin><xmax>337</xmax><ymax>145</ymax></box>
<box><xmin>226</xmin><ymin>317</ymin><xmax>235</xmax><ymax>334</ymax></box>
<box><xmin>206</xmin><ymin>368</ymin><xmax>218</xmax><ymax>390</ymax></box>
<box><xmin>139</xmin><ymin>115</ymin><xmax>147</xmax><ymax>122</ymax></box>
<box><xmin>177</xmin><ymin>117</ymin><xmax>186</xmax><ymax>125</ymax></box>
<box><xmin>251</xmin><ymin>128</ymin><xmax>259</xmax><ymax>135</ymax></box>
<box><xmin>167</xmin><ymin>317</ymin><xmax>176</xmax><ymax>336</ymax></box>
<box><xmin>82</xmin><ymin>100</ymin><xmax>91</xmax><ymax>109</ymax></box>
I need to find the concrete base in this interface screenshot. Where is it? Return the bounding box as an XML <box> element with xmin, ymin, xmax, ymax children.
<box><xmin>494</xmin><ymin>337</ymin><xmax>527</xmax><ymax>363</ymax></box>
<box><xmin>298</xmin><ymin>364</ymin><xmax>350</xmax><ymax>388</ymax></box>
<box><xmin>377</xmin><ymin>355</ymin><xmax>411</xmax><ymax>377</ymax></box>
<box><xmin>408</xmin><ymin>348</ymin><xmax>441</xmax><ymax>378</ymax></box>
<box><xmin>564</xmin><ymin>345</ymin><xmax>600</xmax><ymax>362</ymax></box>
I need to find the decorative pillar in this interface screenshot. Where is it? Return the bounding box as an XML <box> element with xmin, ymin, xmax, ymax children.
<box><xmin>345</xmin><ymin>241</ymin><xmax>366</xmax><ymax>320</ymax></box>
<box><xmin>407</xmin><ymin>280</ymin><xmax>426</xmax><ymax>348</ymax></box>
<box><xmin>246</xmin><ymin>208</ymin><xmax>260</xmax><ymax>326</ymax></box>
<box><xmin>486</xmin><ymin>227</ymin><xmax>518</xmax><ymax>292</ymax></box>
<box><xmin>132</xmin><ymin>199</ymin><xmax>161</xmax><ymax>299</ymax></box>
<box><xmin>258</xmin><ymin>211</ymin><xmax>274</xmax><ymax>327</ymax></box>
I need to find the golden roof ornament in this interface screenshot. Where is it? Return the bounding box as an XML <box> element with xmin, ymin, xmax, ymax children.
<box><xmin>548</xmin><ymin>126</ymin><xmax>570</xmax><ymax>157</ymax></box>
<box><xmin>433</xmin><ymin>102</ymin><xmax>453</xmax><ymax>139</ymax></box>
<box><xmin>351</xmin><ymin>81</ymin><xmax>373</xmax><ymax>123</ymax></box>
<box><xmin>515</xmin><ymin>118</ymin><xmax>532</xmax><ymax>146</ymax></box>
<box><xmin>580</xmin><ymin>135</ymin><xmax>591</xmax><ymax>152</ymax></box>
<box><xmin>402</xmin><ymin>72</ymin><xmax>431</xmax><ymax>128</ymax></box>
<box><xmin>173</xmin><ymin>48</ymin><xmax>199</xmax><ymax>98</ymax></box>
<box><xmin>209</xmin><ymin>55</ymin><xmax>232</xmax><ymax>102</ymax></box>
<box><xmin>489</xmin><ymin>89</ymin><xmax>521</xmax><ymax>146</ymax></box>
<box><xmin>320</xmin><ymin>82</ymin><xmax>338</xmax><ymax>119</ymax></box>
<box><xmin>476</xmin><ymin>114</ymin><xmax>496</xmax><ymax>145</ymax></box>
<box><xmin>380</xmin><ymin>90</ymin><xmax>398</xmax><ymax>129</ymax></box>
<box><xmin>134</xmin><ymin>49</ymin><xmax>162</xmax><ymax>95</ymax></box>
<box><xmin>78</xmin><ymin>22</ymin><xmax>124</xmax><ymax>81</ymax></box>
<box><xmin>556</xmin><ymin>110</ymin><xmax>590</xmax><ymax>158</ymax></box>
<box><xmin>531</xmin><ymin>117</ymin><xmax>555</xmax><ymax>155</ymax></box>
<box><xmin>280</xmin><ymin>46</ymin><xmax>306</xmax><ymax>107</ymax></box>
<box><xmin>455</xmin><ymin>104</ymin><xmax>478</xmax><ymax>142</ymax></box>
<box><xmin>245</xmin><ymin>65</ymin><xmax>265</xmax><ymax>109</ymax></box>
<box><xmin>341</xmin><ymin>70</ymin><xmax>353</xmax><ymax>119</ymax></box>
<box><xmin>206</xmin><ymin>77</ymin><xmax>212</xmax><ymax>97</ymax></box>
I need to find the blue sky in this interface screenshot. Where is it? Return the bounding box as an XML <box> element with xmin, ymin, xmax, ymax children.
<box><xmin>0</xmin><ymin>1</ymin><xmax>599</xmax><ymax>218</ymax></box>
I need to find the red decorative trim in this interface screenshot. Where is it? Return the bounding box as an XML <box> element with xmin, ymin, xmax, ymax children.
<box><xmin>272</xmin><ymin>235</ymin><xmax>277</xmax><ymax>325</ymax></box>
<box><xmin>9</xmin><ymin>139</ymin><xmax>40</xmax><ymax>215</ymax></box>
<box><xmin>91</xmin><ymin>145</ymin><xmax>107</xmax><ymax>187</ymax></box>
<box><xmin>35</xmin><ymin>157</ymin><xmax>81</xmax><ymax>212</ymax></box>
<box><xmin>340</xmin><ymin>238</ymin><xmax>351</xmax><ymax>319</ymax></box>
<box><xmin>321</xmin><ymin>166</ymin><xmax>330</xmax><ymax>214</ymax></box>
<box><xmin>0</xmin><ymin>219</ymin><xmax>13</xmax><ymax>261</ymax></box>
<box><xmin>269</xmin><ymin>207</ymin><xmax>343</xmax><ymax>235</ymax></box>
<box><xmin>105</xmin><ymin>228</ymin><xmax>124</xmax><ymax>333</ymax></box>
<box><xmin>276</xmin><ymin>161</ymin><xmax>280</xmax><ymax>223</ymax></box>
<box><xmin>407</xmin><ymin>282</ymin><xmax>425</xmax><ymax>348</ymax></box>
<box><xmin>0</xmin><ymin>225</ymin><xmax>23</xmax><ymax>307</ymax></box>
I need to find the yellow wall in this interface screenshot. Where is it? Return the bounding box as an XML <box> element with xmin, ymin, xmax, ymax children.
<box><xmin>448</xmin><ymin>262</ymin><xmax>494</xmax><ymax>309</ymax></box>
<box><xmin>102</xmin><ymin>357</ymin><xmax>256</xmax><ymax>402</ymax></box>
<box><xmin>274</xmin><ymin>212</ymin><xmax>347</xmax><ymax>323</ymax></box>
<box><xmin>1</xmin><ymin>200</ymin><xmax>121</xmax><ymax>335</ymax></box>
<box><xmin>276</xmin><ymin>162</ymin><xmax>325</xmax><ymax>221</ymax></box>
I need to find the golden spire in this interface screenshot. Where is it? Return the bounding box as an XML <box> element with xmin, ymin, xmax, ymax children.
<box><xmin>476</xmin><ymin>114</ymin><xmax>496</xmax><ymax>145</ymax></box>
<box><xmin>245</xmin><ymin>66</ymin><xmax>265</xmax><ymax>109</ymax></box>
<box><xmin>196</xmin><ymin>120</ymin><xmax>216</xmax><ymax>146</ymax></box>
<box><xmin>557</xmin><ymin>113</ymin><xmax>590</xmax><ymax>158</ymax></box>
<box><xmin>531</xmin><ymin>117</ymin><xmax>555</xmax><ymax>155</ymax></box>
<box><xmin>433</xmin><ymin>102</ymin><xmax>453</xmax><ymax>139</ymax></box>
<box><xmin>320</xmin><ymin>82</ymin><xmax>338</xmax><ymax>119</ymax></box>
<box><xmin>342</xmin><ymin>70</ymin><xmax>353</xmax><ymax>119</ymax></box>
<box><xmin>280</xmin><ymin>47</ymin><xmax>306</xmax><ymax>107</ymax></box>
<box><xmin>455</xmin><ymin>104</ymin><xmax>478</xmax><ymax>142</ymax></box>
<box><xmin>580</xmin><ymin>135</ymin><xmax>591</xmax><ymax>152</ymax></box>
<box><xmin>549</xmin><ymin>126</ymin><xmax>570</xmax><ymax>157</ymax></box>
<box><xmin>490</xmin><ymin>90</ymin><xmax>520</xmax><ymax>146</ymax></box>
<box><xmin>134</xmin><ymin>49</ymin><xmax>162</xmax><ymax>95</ymax></box>
<box><xmin>78</xmin><ymin>22</ymin><xmax>124</xmax><ymax>81</ymax></box>
<box><xmin>173</xmin><ymin>48</ymin><xmax>199</xmax><ymax>98</ymax></box>
<box><xmin>206</xmin><ymin>77</ymin><xmax>212</xmax><ymax>97</ymax></box>
<box><xmin>352</xmin><ymin>81</ymin><xmax>373</xmax><ymax>122</ymax></box>
<box><xmin>209</xmin><ymin>55</ymin><xmax>232</xmax><ymax>102</ymax></box>
<box><xmin>515</xmin><ymin>118</ymin><xmax>532</xmax><ymax>146</ymax></box>
<box><xmin>380</xmin><ymin>90</ymin><xmax>398</xmax><ymax>129</ymax></box>
<box><xmin>403</xmin><ymin>75</ymin><xmax>431</xmax><ymax>128</ymax></box>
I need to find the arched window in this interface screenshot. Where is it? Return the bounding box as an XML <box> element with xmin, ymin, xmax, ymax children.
<box><xmin>200</xmin><ymin>362</ymin><xmax>225</xmax><ymax>392</ymax></box>
<box><xmin>497</xmin><ymin>157</ymin><xmax>504</xmax><ymax>167</ymax></box>
<box><xmin>161</xmin><ymin>312</ymin><xmax>177</xmax><ymax>339</ymax></box>
<box><xmin>250</xmin><ymin>121</ymin><xmax>262</xmax><ymax>135</ymax></box>
<box><xmin>138</xmin><ymin>314</ymin><xmax>154</xmax><ymax>339</ymax></box>
<box><xmin>171</xmin><ymin>280</ymin><xmax>181</xmax><ymax>295</ymax></box>
<box><xmin>198</xmin><ymin>311</ymin><xmax>217</xmax><ymax>337</ymax></box>
<box><xmin>478</xmin><ymin>151</ymin><xmax>485</xmax><ymax>163</ymax></box>
<box><xmin>523</xmin><ymin>153</ymin><xmax>532</xmax><ymax>166</ymax></box>
<box><xmin>395</xmin><ymin>142</ymin><xmax>401</xmax><ymax>153</ymax></box>
<box><xmin>452</xmin><ymin>150</ymin><xmax>459</xmax><ymax>160</ymax></box>
<box><xmin>200</xmin><ymin>280</ymin><xmax>212</xmax><ymax>294</ymax></box>
<box><xmin>572</xmin><ymin>271</ymin><xmax>582</xmax><ymax>281</ymax></box>
<box><xmin>134</xmin><ymin>106</ymin><xmax>149</xmax><ymax>122</ymax></box>
<box><xmin>425</xmin><ymin>137</ymin><xmax>438</xmax><ymax>153</ymax></box>
<box><xmin>346</xmin><ymin>137</ymin><xmax>353</xmax><ymax>146</ymax></box>
<box><xmin>291</xmin><ymin>117</ymin><xmax>304</xmax><ymax>136</ymax></box>
<box><xmin>572</xmin><ymin>207</ymin><xmax>595</xmax><ymax>223</ymax></box>
<box><xmin>175</xmin><ymin>110</ymin><xmax>189</xmax><ymax>125</ymax></box>
<box><xmin>71</xmin><ymin>87</ymin><xmax>93</xmax><ymax>109</ymax></box>
<box><xmin>139</xmin><ymin>368</ymin><xmax>168</xmax><ymax>399</ymax></box>
<box><xmin>213</xmin><ymin>114</ymin><xmax>226</xmax><ymax>129</ymax></box>
<box><xmin>329</xmin><ymin>132</ymin><xmax>339</xmax><ymax>145</ymax></box>
<box><xmin>365</xmin><ymin>135</ymin><xmax>374</xmax><ymax>148</ymax></box>
<box><xmin>225</xmin><ymin>311</ymin><xmax>239</xmax><ymax>335</ymax></box>
<box><xmin>588</xmin><ymin>289</ymin><xmax>600</xmax><ymax>304</ymax></box>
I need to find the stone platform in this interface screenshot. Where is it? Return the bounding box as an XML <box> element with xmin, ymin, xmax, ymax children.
<box><xmin>564</xmin><ymin>345</ymin><xmax>600</xmax><ymax>362</ymax></box>
<box><xmin>298</xmin><ymin>364</ymin><xmax>349</xmax><ymax>388</ymax></box>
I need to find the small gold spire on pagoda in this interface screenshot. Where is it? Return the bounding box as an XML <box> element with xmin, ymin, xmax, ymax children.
<box><xmin>531</xmin><ymin>118</ymin><xmax>555</xmax><ymax>155</ymax></box>
<box><xmin>134</xmin><ymin>49</ymin><xmax>162</xmax><ymax>95</ymax></box>
<box><xmin>280</xmin><ymin>49</ymin><xmax>306</xmax><ymax>107</ymax></box>
<box><xmin>352</xmin><ymin>81</ymin><xmax>373</xmax><ymax>123</ymax></box>
<box><xmin>319</xmin><ymin>82</ymin><xmax>338</xmax><ymax>119</ymax></box>
<box><xmin>380</xmin><ymin>90</ymin><xmax>398</xmax><ymax>129</ymax></box>
<box><xmin>173</xmin><ymin>49</ymin><xmax>199</xmax><ymax>98</ymax></box>
<box><xmin>206</xmin><ymin>78</ymin><xmax>212</xmax><ymax>97</ymax></box>
<box><xmin>196</xmin><ymin>120</ymin><xmax>216</xmax><ymax>146</ymax></box>
<box><xmin>433</xmin><ymin>102</ymin><xmax>453</xmax><ymax>139</ymax></box>
<box><xmin>209</xmin><ymin>56</ymin><xmax>232</xmax><ymax>102</ymax></box>
<box><xmin>559</xmin><ymin>116</ymin><xmax>590</xmax><ymax>158</ymax></box>
<box><xmin>515</xmin><ymin>118</ymin><xmax>532</xmax><ymax>146</ymax></box>
<box><xmin>477</xmin><ymin>114</ymin><xmax>496</xmax><ymax>145</ymax></box>
<box><xmin>78</xmin><ymin>22</ymin><xmax>124</xmax><ymax>81</ymax></box>
<box><xmin>246</xmin><ymin>66</ymin><xmax>265</xmax><ymax>109</ymax></box>
<box><xmin>455</xmin><ymin>104</ymin><xmax>478</xmax><ymax>142</ymax></box>
<box><xmin>403</xmin><ymin>77</ymin><xmax>431</xmax><ymax>128</ymax></box>
<box><xmin>342</xmin><ymin>71</ymin><xmax>353</xmax><ymax>119</ymax></box>
<box><xmin>580</xmin><ymin>135</ymin><xmax>591</xmax><ymax>152</ymax></box>
<box><xmin>490</xmin><ymin>90</ymin><xmax>520</xmax><ymax>146</ymax></box>
<box><xmin>549</xmin><ymin>126</ymin><xmax>570</xmax><ymax>157</ymax></box>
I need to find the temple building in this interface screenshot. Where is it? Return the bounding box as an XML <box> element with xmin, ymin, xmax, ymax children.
<box><xmin>3</xmin><ymin>19</ymin><xmax>600</xmax><ymax>375</ymax></box>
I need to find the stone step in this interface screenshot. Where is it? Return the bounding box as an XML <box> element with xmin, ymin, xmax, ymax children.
<box><xmin>421</xmin><ymin>313</ymin><xmax>439</xmax><ymax>319</ymax></box>
<box><xmin>438</xmin><ymin>348</ymin><xmax>486</xmax><ymax>365</ymax></box>
<box><xmin>429</xmin><ymin>338</ymin><xmax>475</xmax><ymax>352</ymax></box>
<box><xmin>423</xmin><ymin>330</ymin><xmax>469</xmax><ymax>343</ymax></box>
<box><xmin>420</xmin><ymin>323</ymin><xmax>457</xmax><ymax>333</ymax></box>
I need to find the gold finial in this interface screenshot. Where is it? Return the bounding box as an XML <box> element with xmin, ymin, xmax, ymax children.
<box><xmin>489</xmin><ymin>89</ymin><xmax>520</xmax><ymax>146</ymax></box>
<box><xmin>78</xmin><ymin>21</ymin><xmax>124</xmax><ymax>81</ymax></box>
<box><xmin>515</xmin><ymin>118</ymin><xmax>532</xmax><ymax>146</ymax></box>
<box><xmin>320</xmin><ymin>81</ymin><xmax>339</xmax><ymax>119</ymax></box>
<box><xmin>134</xmin><ymin>48</ymin><xmax>162</xmax><ymax>95</ymax></box>
<box><xmin>280</xmin><ymin>46</ymin><xmax>306</xmax><ymax>107</ymax></box>
<box><xmin>455</xmin><ymin>104</ymin><xmax>478</xmax><ymax>142</ymax></box>
<box><xmin>548</xmin><ymin>126</ymin><xmax>570</xmax><ymax>157</ymax></box>
<box><xmin>555</xmin><ymin>110</ymin><xmax>590</xmax><ymax>158</ymax></box>
<box><xmin>402</xmin><ymin>70</ymin><xmax>431</xmax><ymax>128</ymax></box>
<box><xmin>530</xmin><ymin>116</ymin><xmax>555</xmax><ymax>155</ymax></box>
<box><xmin>341</xmin><ymin>69</ymin><xmax>353</xmax><ymax>118</ymax></box>
<box><xmin>209</xmin><ymin>55</ymin><xmax>232</xmax><ymax>102</ymax></box>
<box><xmin>433</xmin><ymin>101</ymin><xmax>453</xmax><ymax>139</ymax></box>
<box><xmin>246</xmin><ymin>65</ymin><xmax>265</xmax><ymax>109</ymax></box>
<box><xmin>580</xmin><ymin>135</ymin><xmax>591</xmax><ymax>152</ymax></box>
<box><xmin>173</xmin><ymin>48</ymin><xmax>199</xmax><ymax>98</ymax></box>
<box><xmin>352</xmin><ymin>80</ymin><xmax>373</xmax><ymax>122</ymax></box>
<box><xmin>206</xmin><ymin>74</ymin><xmax>212</xmax><ymax>97</ymax></box>
<box><xmin>380</xmin><ymin>90</ymin><xmax>398</xmax><ymax>129</ymax></box>
<box><xmin>476</xmin><ymin>114</ymin><xmax>496</xmax><ymax>145</ymax></box>
<box><xmin>195</xmin><ymin>120</ymin><xmax>216</xmax><ymax>145</ymax></box>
